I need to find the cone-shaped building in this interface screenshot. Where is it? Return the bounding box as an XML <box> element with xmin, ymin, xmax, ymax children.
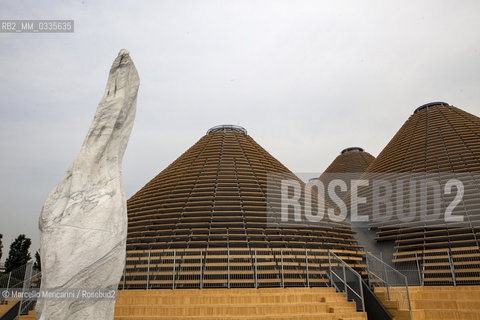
<box><xmin>316</xmin><ymin>147</ymin><xmax>375</xmax><ymax>215</ymax></box>
<box><xmin>123</xmin><ymin>125</ymin><xmax>364</xmax><ymax>289</ymax></box>
<box><xmin>357</xmin><ymin>102</ymin><xmax>480</xmax><ymax>284</ymax></box>
<box><xmin>365</xmin><ymin>102</ymin><xmax>480</xmax><ymax>173</ymax></box>
<box><xmin>321</xmin><ymin>147</ymin><xmax>375</xmax><ymax>176</ymax></box>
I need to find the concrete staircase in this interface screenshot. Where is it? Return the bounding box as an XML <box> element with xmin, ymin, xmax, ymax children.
<box><xmin>375</xmin><ymin>286</ymin><xmax>480</xmax><ymax>320</ymax></box>
<box><xmin>20</xmin><ymin>287</ymin><xmax>367</xmax><ymax>320</ymax></box>
<box><xmin>19</xmin><ymin>287</ymin><xmax>368</xmax><ymax>320</ymax></box>
<box><xmin>113</xmin><ymin>287</ymin><xmax>367</xmax><ymax>320</ymax></box>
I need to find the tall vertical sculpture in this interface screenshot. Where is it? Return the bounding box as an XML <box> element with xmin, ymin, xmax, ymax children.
<box><xmin>37</xmin><ymin>49</ymin><xmax>139</xmax><ymax>319</ymax></box>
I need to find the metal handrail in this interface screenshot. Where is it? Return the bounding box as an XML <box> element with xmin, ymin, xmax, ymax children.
<box><xmin>327</xmin><ymin>250</ymin><xmax>365</xmax><ymax>312</ymax></box>
<box><xmin>366</xmin><ymin>252</ymin><xmax>412</xmax><ymax>319</ymax></box>
<box><xmin>447</xmin><ymin>249</ymin><xmax>456</xmax><ymax>286</ymax></box>
<box><xmin>16</xmin><ymin>261</ymin><xmax>41</xmax><ymax>317</ymax></box>
<box><xmin>367</xmin><ymin>270</ymin><xmax>409</xmax><ymax>304</ymax></box>
<box><xmin>121</xmin><ymin>248</ymin><xmax>338</xmax><ymax>290</ymax></box>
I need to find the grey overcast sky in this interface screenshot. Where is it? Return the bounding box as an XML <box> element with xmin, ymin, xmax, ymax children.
<box><xmin>1</xmin><ymin>0</ymin><xmax>480</xmax><ymax>261</ymax></box>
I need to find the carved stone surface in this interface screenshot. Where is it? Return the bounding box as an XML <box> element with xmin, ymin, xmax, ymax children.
<box><xmin>37</xmin><ymin>49</ymin><xmax>139</xmax><ymax>320</ymax></box>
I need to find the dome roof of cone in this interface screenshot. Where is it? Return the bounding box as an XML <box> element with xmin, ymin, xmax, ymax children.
<box><xmin>320</xmin><ymin>147</ymin><xmax>375</xmax><ymax>176</ymax></box>
<box><xmin>317</xmin><ymin>147</ymin><xmax>375</xmax><ymax>212</ymax></box>
<box><xmin>366</xmin><ymin>102</ymin><xmax>480</xmax><ymax>173</ymax></box>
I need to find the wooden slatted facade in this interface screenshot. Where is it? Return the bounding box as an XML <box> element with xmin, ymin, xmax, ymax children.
<box><xmin>320</xmin><ymin>147</ymin><xmax>375</xmax><ymax>176</ymax></box>
<box><xmin>358</xmin><ymin>103</ymin><xmax>480</xmax><ymax>285</ymax></box>
<box><xmin>123</xmin><ymin>125</ymin><xmax>365</xmax><ymax>288</ymax></box>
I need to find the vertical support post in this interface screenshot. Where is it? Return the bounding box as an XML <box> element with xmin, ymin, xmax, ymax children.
<box><xmin>172</xmin><ymin>249</ymin><xmax>176</xmax><ymax>289</ymax></box>
<box><xmin>254</xmin><ymin>249</ymin><xmax>258</xmax><ymax>289</ymax></box>
<box><xmin>421</xmin><ymin>250</ymin><xmax>425</xmax><ymax>286</ymax></box>
<box><xmin>405</xmin><ymin>274</ymin><xmax>413</xmax><ymax>320</ymax></box>
<box><xmin>200</xmin><ymin>249</ymin><xmax>203</xmax><ymax>289</ymax></box>
<box><xmin>342</xmin><ymin>264</ymin><xmax>347</xmax><ymax>298</ymax></box>
<box><xmin>365</xmin><ymin>255</ymin><xmax>372</xmax><ymax>288</ymax></box>
<box><xmin>227</xmin><ymin>247</ymin><xmax>230</xmax><ymax>289</ymax></box>
<box><xmin>477</xmin><ymin>248</ymin><xmax>480</xmax><ymax>284</ymax></box>
<box><xmin>6</xmin><ymin>272</ymin><xmax>11</xmax><ymax>290</ymax></box>
<box><xmin>305</xmin><ymin>249</ymin><xmax>309</xmax><ymax>287</ymax></box>
<box><xmin>415</xmin><ymin>252</ymin><xmax>422</xmax><ymax>285</ymax></box>
<box><xmin>17</xmin><ymin>261</ymin><xmax>34</xmax><ymax>318</ymax></box>
<box><xmin>328</xmin><ymin>251</ymin><xmax>333</xmax><ymax>288</ymax></box>
<box><xmin>281</xmin><ymin>248</ymin><xmax>284</xmax><ymax>288</ymax></box>
<box><xmin>24</xmin><ymin>261</ymin><xmax>34</xmax><ymax>289</ymax></box>
<box><xmin>447</xmin><ymin>249</ymin><xmax>456</xmax><ymax>286</ymax></box>
<box><xmin>146</xmin><ymin>248</ymin><xmax>151</xmax><ymax>289</ymax></box>
<box><xmin>359</xmin><ymin>272</ymin><xmax>365</xmax><ymax>312</ymax></box>
<box><xmin>381</xmin><ymin>252</ymin><xmax>390</xmax><ymax>300</ymax></box>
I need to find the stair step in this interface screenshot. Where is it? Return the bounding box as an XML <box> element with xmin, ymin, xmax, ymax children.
<box><xmin>375</xmin><ymin>286</ymin><xmax>480</xmax><ymax>320</ymax></box>
<box><xmin>114</xmin><ymin>315</ymin><xmax>367</xmax><ymax>320</ymax></box>
<box><xmin>112</xmin><ymin>288</ymin><xmax>367</xmax><ymax>319</ymax></box>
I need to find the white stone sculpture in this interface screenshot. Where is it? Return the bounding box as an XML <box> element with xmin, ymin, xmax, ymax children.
<box><xmin>37</xmin><ymin>49</ymin><xmax>139</xmax><ymax>319</ymax></box>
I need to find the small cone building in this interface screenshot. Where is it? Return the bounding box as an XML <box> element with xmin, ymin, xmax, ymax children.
<box><xmin>320</xmin><ymin>147</ymin><xmax>375</xmax><ymax>176</ymax></box>
<box><xmin>317</xmin><ymin>147</ymin><xmax>375</xmax><ymax>216</ymax></box>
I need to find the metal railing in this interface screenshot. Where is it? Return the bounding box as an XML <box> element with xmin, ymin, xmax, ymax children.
<box><xmin>120</xmin><ymin>248</ymin><xmax>364</xmax><ymax>290</ymax></box>
<box><xmin>0</xmin><ymin>249</ymin><xmax>366</xmax><ymax>317</ymax></box>
<box><xmin>326</xmin><ymin>250</ymin><xmax>365</xmax><ymax>312</ymax></box>
<box><xmin>0</xmin><ymin>260</ymin><xmax>41</xmax><ymax>318</ymax></box>
<box><xmin>366</xmin><ymin>252</ymin><xmax>412</xmax><ymax>319</ymax></box>
<box><xmin>17</xmin><ymin>261</ymin><xmax>41</xmax><ymax>318</ymax></box>
<box><xmin>450</xmin><ymin>247</ymin><xmax>480</xmax><ymax>285</ymax></box>
<box><xmin>392</xmin><ymin>247</ymin><xmax>480</xmax><ymax>286</ymax></box>
<box><xmin>0</xmin><ymin>263</ymin><xmax>30</xmax><ymax>292</ymax></box>
<box><xmin>391</xmin><ymin>252</ymin><xmax>424</xmax><ymax>286</ymax></box>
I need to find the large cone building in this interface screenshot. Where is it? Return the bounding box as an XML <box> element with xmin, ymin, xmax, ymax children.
<box><xmin>358</xmin><ymin>102</ymin><xmax>480</xmax><ymax>285</ymax></box>
<box><xmin>123</xmin><ymin>125</ymin><xmax>364</xmax><ymax>289</ymax></box>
